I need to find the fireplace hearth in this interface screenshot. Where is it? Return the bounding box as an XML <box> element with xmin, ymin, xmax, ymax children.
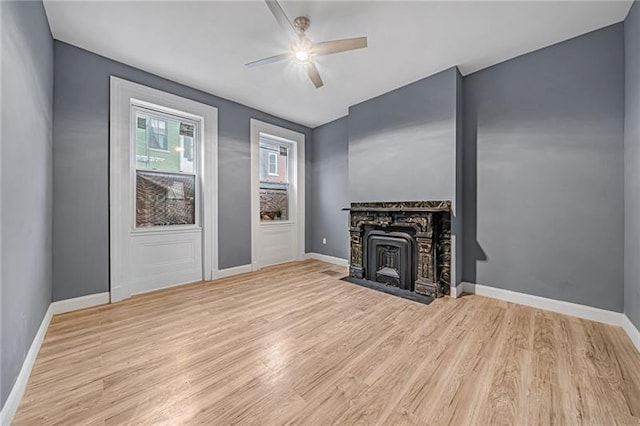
<box><xmin>348</xmin><ymin>201</ymin><xmax>451</xmax><ymax>298</ymax></box>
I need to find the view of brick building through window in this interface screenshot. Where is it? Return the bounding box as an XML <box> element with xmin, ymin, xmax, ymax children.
<box><xmin>259</xmin><ymin>138</ymin><xmax>290</xmax><ymax>221</ymax></box>
<box><xmin>134</xmin><ymin>109</ymin><xmax>198</xmax><ymax>227</ymax></box>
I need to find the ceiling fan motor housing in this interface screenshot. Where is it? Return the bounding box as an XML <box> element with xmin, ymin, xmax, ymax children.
<box><xmin>294</xmin><ymin>16</ymin><xmax>310</xmax><ymax>33</ymax></box>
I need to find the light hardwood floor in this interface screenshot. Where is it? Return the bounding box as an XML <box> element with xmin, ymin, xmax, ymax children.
<box><xmin>13</xmin><ymin>260</ymin><xmax>640</xmax><ymax>425</ymax></box>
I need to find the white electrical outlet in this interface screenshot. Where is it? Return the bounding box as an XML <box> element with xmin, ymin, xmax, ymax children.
<box><xmin>322</xmin><ymin>238</ymin><xmax>327</xmax><ymax>245</ymax></box>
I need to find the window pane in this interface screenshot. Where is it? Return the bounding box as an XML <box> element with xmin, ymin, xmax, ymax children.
<box><xmin>136</xmin><ymin>171</ymin><xmax>196</xmax><ymax>227</ymax></box>
<box><xmin>135</xmin><ymin>110</ymin><xmax>196</xmax><ymax>173</ymax></box>
<box><xmin>260</xmin><ymin>182</ymin><xmax>289</xmax><ymax>221</ymax></box>
<box><xmin>259</xmin><ymin>138</ymin><xmax>290</xmax><ymax>222</ymax></box>
<box><xmin>268</xmin><ymin>152</ymin><xmax>277</xmax><ymax>174</ymax></box>
<box><xmin>179</xmin><ymin>135</ymin><xmax>194</xmax><ymax>173</ymax></box>
<box><xmin>259</xmin><ymin>141</ymin><xmax>288</xmax><ymax>183</ymax></box>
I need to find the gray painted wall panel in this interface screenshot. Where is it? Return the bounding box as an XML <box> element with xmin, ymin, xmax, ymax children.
<box><xmin>309</xmin><ymin>117</ymin><xmax>349</xmax><ymax>258</ymax></box>
<box><xmin>463</xmin><ymin>24</ymin><xmax>625</xmax><ymax>311</ymax></box>
<box><xmin>347</xmin><ymin>67</ymin><xmax>461</xmax><ymax>285</ymax></box>
<box><xmin>625</xmin><ymin>1</ymin><xmax>640</xmax><ymax>329</ymax></box>
<box><xmin>348</xmin><ymin>68</ymin><xmax>457</xmax><ymax>204</ymax></box>
<box><xmin>0</xmin><ymin>0</ymin><xmax>53</xmax><ymax>406</ymax></box>
<box><xmin>53</xmin><ymin>42</ymin><xmax>311</xmax><ymax>301</ymax></box>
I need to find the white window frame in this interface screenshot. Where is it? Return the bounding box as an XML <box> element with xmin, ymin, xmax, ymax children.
<box><xmin>110</xmin><ymin>77</ymin><xmax>218</xmax><ymax>302</ymax></box>
<box><xmin>132</xmin><ymin>104</ymin><xmax>201</xmax><ymax>231</ymax></box>
<box><xmin>250</xmin><ymin>119</ymin><xmax>305</xmax><ymax>270</ymax></box>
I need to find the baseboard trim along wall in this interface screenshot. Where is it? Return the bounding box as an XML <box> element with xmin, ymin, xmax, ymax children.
<box><xmin>217</xmin><ymin>255</ymin><xmax>347</xmax><ymax>279</ymax></box>
<box><xmin>450</xmin><ymin>284</ymin><xmax>463</xmax><ymax>298</ymax></box>
<box><xmin>1</xmin><ymin>292</ymin><xmax>110</xmax><ymax>425</ymax></box>
<box><xmin>0</xmin><ymin>305</ymin><xmax>53</xmax><ymax>425</ymax></box>
<box><xmin>215</xmin><ymin>264</ymin><xmax>253</xmax><ymax>279</ymax></box>
<box><xmin>622</xmin><ymin>314</ymin><xmax>640</xmax><ymax>354</ymax></box>
<box><xmin>305</xmin><ymin>252</ymin><xmax>349</xmax><ymax>267</ymax></box>
<box><xmin>51</xmin><ymin>292</ymin><xmax>110</xmax><ymax>314</ymax></box>
<box><xmin>461</xmin><ymin>282</ymin><xmax>622</xmax><ymax>326</ymax></box>
<box><xmin>461</xmin><ymin>281</ymin><xmax>640</xmax><ymax>354</ymax></box>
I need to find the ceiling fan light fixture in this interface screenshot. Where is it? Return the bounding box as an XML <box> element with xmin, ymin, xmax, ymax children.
<box><xmin>294</xmin><ymin>49</ymin><xmax>310</xmax><ymax>63</ymax></box>
<box><xmin>247</xmin><ymin>1</ymin><xmax>368</xmax><ymax>88</ymax></box>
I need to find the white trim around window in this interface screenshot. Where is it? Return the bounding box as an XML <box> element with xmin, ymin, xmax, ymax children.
<box><xmin>250</xmin><ymin>119</ymin><xmax>305</xmax><ymax>270</ymax></box>
<box><xmin>109</xmin><ymin>76</ymin><xmax>218</xmax><ymax>302</ymax></box>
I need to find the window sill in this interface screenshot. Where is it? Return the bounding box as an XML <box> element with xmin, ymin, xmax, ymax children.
<box><xmin>260</xmin><ymin>220</ymin><xmax>294</xmax><ymax>226</ymax></box>
<box><xmin>131</xmin><ymin>225</ymin><xmax>202</xmax><ymax>236</ymax></box>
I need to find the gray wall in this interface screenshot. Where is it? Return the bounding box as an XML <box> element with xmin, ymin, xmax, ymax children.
<box><xmin>625</xmin><ymin>1</ymin><xmax>640</xmax><ymax>329</ymax></box>
<box><xmin>309</xmin><ymin>117</ymin><xmax>349</xmax><ymax>259</ymax></box>
<box><xmin>463</xmin><ymin>24</ymin><xmax>625</xmax><ymax>312</ymax></box>
<box><xmin>1</xmin><ymin>0</ymin><xmax>53</xmax><ymax>407</ymax></box>
<box><xmin>347</xmin><ymin>67</ymin><xmax>462</xmax><ymax>285</ymax></box>
<box><xmin>348</xmin><ymin>68</ymin><xmax>458</xmax><ymax>204</ymax></box>
<box><xmin>53</xmin><ymin>42</ymin><xmax>312</xmax><ymax>301</ymax></box>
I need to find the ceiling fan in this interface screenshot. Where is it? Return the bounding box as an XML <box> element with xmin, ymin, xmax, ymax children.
<box><xmin>246</xmin><ymin>0</ymin><xmax>368</xmax><ymax>88</ymax></box>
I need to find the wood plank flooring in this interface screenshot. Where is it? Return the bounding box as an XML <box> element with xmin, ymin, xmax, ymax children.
<box><xmin>13</xmin><ymin>260</ymin><xmax>640</xmax><ymax>425</ymax></box>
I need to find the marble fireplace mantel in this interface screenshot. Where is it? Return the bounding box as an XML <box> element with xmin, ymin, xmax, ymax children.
<box><xmin>347</xmin><ymin>200</ymin><xmax>452</xmax><ymax>213</ymax></box>
<box><xmin>348</xmin><ymin>201</ymin><xmax>452</xmax><ymax>298</ymax></box>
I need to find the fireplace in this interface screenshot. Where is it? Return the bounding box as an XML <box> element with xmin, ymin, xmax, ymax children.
<box><xmin>365</xmin><ymin>231</ymin><xmax>415</xmax><ymax>290</ymax></box>
<box><xmin>348</xmin><ymin>201</ymin><xmax>451</xmax><ymax>298</ymax></box>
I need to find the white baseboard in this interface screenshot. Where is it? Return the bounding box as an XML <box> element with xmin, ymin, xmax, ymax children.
<box><xmin>460</xmin><ymin>281</ymin><xmax>622</xmax><ymax>327</ymax></box>
<box><xmin>305</xmin><ymin>252</ymin><xmax>349</xmax><ymax>267</ymax></box>
<box><xmin>449</xmin><ymin>284</ymin><xmax>463</xmax><ymax>298</ymax></box>
<box><xmin>215</xmin><ymin>264</ymin><xmax>253</xmax><ymax>279</ymax></box>
<box><xmin>459</xmin><ymin>281</ymin><xmax>640</xmax><ymax>356</ymax></box>
<box><xmin>110</xmin><ymin>285</ymin><xmax>130</xmax><ymax>303</ymax></box>
<box><xmin>0</xmin><ymin>305</ymin><xmax>53</xmax><ymax>425</ymax></box>
<box><xmin>1</xmin><ymin>292</ymin><xmax>109</xmax><ymax>424</ymax></box>
<box><xmin>622</xmin><ymin>314</ymin><xmax>640</xmax><ymax>354</ymax></box>
<box><xmin>51</xmin><ymin>292</ymin><xmax>110</xmax><ymax>315</ymax></box>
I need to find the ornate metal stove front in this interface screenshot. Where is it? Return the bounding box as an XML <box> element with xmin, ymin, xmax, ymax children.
<box><xmin>348</xmin><ymin>201</ymin><xmax>451</xmax><ymax>298</ymax></box>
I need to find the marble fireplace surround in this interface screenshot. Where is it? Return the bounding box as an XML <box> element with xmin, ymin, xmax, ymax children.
<box><xmin>348</xmin><ymin>201</ymin><xmax>452</xmax><ymax>298</ymax></box>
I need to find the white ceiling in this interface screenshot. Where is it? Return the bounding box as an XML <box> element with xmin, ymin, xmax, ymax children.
<box><xmin>43</xmin><ymin>1</ymin><xmax>633</xmax><ymax>128</ymax></box>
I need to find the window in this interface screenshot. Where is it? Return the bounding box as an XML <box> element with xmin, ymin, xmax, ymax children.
<box><xmin>134</xmin><ymin>108</ymin><xmax>198</xmax><ymax>227</ymax></box>
<box><xmin>259</xmin><ymin>138</ymin><xmax>290</xmax><ymax>221</ymax></box>
<box><xmin>148</xmin><ymin>118</ymin><xmax>168</xmax><ymax>150</ymax></box>
<box><xmin>136</xmin><ymin>172</ymin><xmax>195</xmax><ymax>227</ymax></box>
<box><xmin>268</xmin><ymin>152</ymin><xmax>278</xmax><ymax>175</ymax></box>
<box><xmin>135</xmin><ymin>111</ymin><xmax>194</xmax><ymax>173</ymax></box>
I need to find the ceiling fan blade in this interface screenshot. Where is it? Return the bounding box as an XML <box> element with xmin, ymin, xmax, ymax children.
<box><xmin>246</xmin><ymin>52</ymin><xmax>291</xmax><ymax>67</ymax></box>
<box><xmin>265</xmin><ymin>0</ymin><xmax>298</xmax><ymax>38</ymax></box>
<box><xmin>307</xmin><ymin>61</ymin><xmax>323</xmax><ymax>88</ymax></box>
<box><xmin>313</xmin><ymin>37</ymin><xmax>368</xmax><ymax>56</ymax></box>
